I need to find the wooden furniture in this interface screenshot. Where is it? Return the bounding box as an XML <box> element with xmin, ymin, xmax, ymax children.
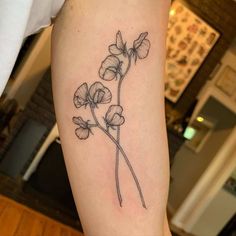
<box><xmin>0</xmin><ymin>195</ymin><xmax>83</xmax><ymax>236</ymax></box>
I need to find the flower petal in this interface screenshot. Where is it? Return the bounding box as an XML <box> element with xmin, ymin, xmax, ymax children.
<box><xmin>103</xmin><ymin>67</ymin><xmax>117</xmax><ymax>81</ymax></box>
<box><xmin>89</xmin><ymin>82</ymin><xmax>112</xmax><ymax>104</ymax></box>
<box><xmin>116</xmin><ymin>31</ymin><xmax>124</xmax><ymax>50</ymax></box>
<box><xmin>105</xmin><ymin>105</ymin><xmax>124</xmax><ymax>126</ymax></box>
<box><xmin>73</xmin><ymin>83</ymin><xmax>89</xmax><ymax>108</ymax></box>
<box><xmin>89</xmin><ymin>82</ymin><xmax>103</xmax><ymax>98</ymax></box>
<box><xmin>136</xmin><ymin>39</ymin><xmax>150</xmax><ymax>59</ymax></box>
<box><xmin>72</xmin><ymin>116</ymin><xmax>87</xmax><ymax>128</ymax></box>
<box><xmin>93</xmin><ymin>90</ymin><xmax>104</xmax><ymax>104</ymax></box>
<box><xmin>106</xmin><ymin>105</ymin><xmax>123</xmax><ymax>120</ymax></box>
<box><xmin>109</xmin><ymin>44</ymin><xmax>122</xmax><ymax>55</ymax></box>
<box><xmin>100</xmin><ymin>87</ymin><xmax>112</xmax><ymax>104</ymax></box>
<box><xmin>133</xmin><ymin>32</ymin><xmax>148</xmax><ymax>49</ymax></box>
<box><xmin>99</xmin><ymin>55</ymin><xmax>120</xmax><ymax>80</ymax></box>
<box><xmin>110</xmin><ymin>113</ymin><xmax>125</xmax><ymax>126</ymax></box>
<box><xmin>75</xmin><ymin>127</ymin><xmax>90</xmax><ymax>140</ymax></box>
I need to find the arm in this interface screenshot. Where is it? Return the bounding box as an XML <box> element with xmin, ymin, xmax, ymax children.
<box><xmin>51</xmin><ymin>0</ymin><xmax>171</xmax><ymax>235</ymax></box>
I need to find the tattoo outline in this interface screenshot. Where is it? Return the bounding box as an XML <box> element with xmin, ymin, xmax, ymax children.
<box><xmin>73</xmin><ymin>31</ymin><xmax>150</xmax><ymax>208</ymax></box>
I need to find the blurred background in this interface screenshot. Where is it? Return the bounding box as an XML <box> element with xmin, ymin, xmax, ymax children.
<box><xmin>0</xmin><ymin>0</ymin><xmax>235</xmax><ymax>235</ymax></box>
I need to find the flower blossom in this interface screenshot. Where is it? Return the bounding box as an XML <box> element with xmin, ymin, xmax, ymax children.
<box><xmin>89</xmin><ymin>82</ymin><xmax>112</xmax><ymax>105</ymax></box>
<box><xmin>99</xmin><ymin>55</ymin><xmax>122</xmax><ymax>81</ymax></box>
<box><xmin>72</xmin><ymin>116</ymin><xmax>93</xmax><ymax>140</ymax></box>
<box><xmin>131</xmin><ymin>32</ymin><xmax>150</xmax><ymax>62</ymax></box>
<box><xmin>73</xmin><ymin>82</ymin><xmax>112</xmax><ymax>108</ymax></box>
<box><xmin>109</xmin><ymin>31</ymin><xmax>127</xmax><ymax>56</ymax></box>
<box><xmin>73</xmin><ymin>83</ymin><xmax>89</xmax><ymax>108</ymax></box>
<box><xmin>105</xmin><ymin>105</ymin><xmax>125</xmax><ymax>129</ymax></box>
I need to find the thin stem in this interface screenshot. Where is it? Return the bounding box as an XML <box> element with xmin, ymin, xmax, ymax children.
<box><xmin>118</xmin><ymin>55</ymin><xmax>132</xmax><ymax>104</ymax></box>
<box><xmin>115</xmin><ymin>55</ymin><xmax>132</xmax><ymax>207</ymax></box>
<box><xmin>89</xmin><ymin>124</ymin><xmax>98</xmax><ymax>128</ymax></box>
<box><xmin>90</xmin><ymin>105</ymin><xmax>146</xmax><ymax>208</ymax></box>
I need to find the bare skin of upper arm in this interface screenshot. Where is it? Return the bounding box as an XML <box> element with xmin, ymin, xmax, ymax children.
<box><xmin>51</xmin><ymin>0</ymin><xmax>171</xmax><ymax>235</ymax></box>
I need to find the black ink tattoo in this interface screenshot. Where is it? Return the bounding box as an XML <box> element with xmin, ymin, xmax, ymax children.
<box><xmin>73</xmin><ymin>31</ymin><xmax>150</xmax><ymax>208</ymax></box>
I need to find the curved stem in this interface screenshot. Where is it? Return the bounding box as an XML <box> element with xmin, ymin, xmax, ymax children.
<box><xmin>90</xmin><ymin>105</ymin><xmax>146</xmax><ymax>208</ymax></box>
<box><xmin>117</xmin><ymin>55</ymin><xmax>132</xmax><ymax>104</ymax></box>
<box><xmin>115</xmin><ymin>55</ymin><xmax>132</xmax><ymax>206</ymax></box>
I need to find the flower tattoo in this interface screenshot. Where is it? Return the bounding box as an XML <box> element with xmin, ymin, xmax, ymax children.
<box><xmin>99</xmin><ymin>55</ymin><xmax>122</xmax><ymax>81</ymax></box>
<box><xmin>72</xmin><ymin>116</ymin><xmax>93</xmax><ymax>140</ymax></box>
<box><xmin>73</xmin><ymin>82</ymin><xmax>112</xmax><ymax>108</ymax></box>
<box><xmin>130</xmin><ymin>32</ymin><xmax>150</xmax><ymax>63</ymax></box>
<box><xmin>89</xmin><ymin>82</ymin><xmax>112</xmax><ymax>105</ymax></box>
<box><xmin>105</xmin><ymin>105</ymin><xmax>125</xmax><ymax>130</ymax></box>
<box><xmin>109</xmin><ymin>31</ymin><xmax>127</xmax><ymax>56</ymax></box>
<box><xmin>73</xmin><ymin>83</ymin><xmax>89</xmax><ymax>108</ymax></box>
<box><xmin>72</xmin><ymin>31</ymin><xmax>151</xmax><ymax>208</ymax></box>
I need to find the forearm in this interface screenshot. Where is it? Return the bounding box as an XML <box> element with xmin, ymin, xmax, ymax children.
<box><xmin>52</xmin><ymin>0</ymin><xmax>171</xmax><ymax>235</ymax></box>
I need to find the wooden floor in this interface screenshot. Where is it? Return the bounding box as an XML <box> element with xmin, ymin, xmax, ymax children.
<box><xmin>0</xmin><ymin>195</ymin><xmax>83</xmax><ymax>236</ymax></box>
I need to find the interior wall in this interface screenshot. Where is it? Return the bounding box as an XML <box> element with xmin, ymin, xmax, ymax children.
<box><xmin>191</xmin><ymin>189</ymin><xmax>236</xmax><ymax>236</ymax></box>
<box><xmin>6</xmin><ymin>27</ymin><xmax>51</xmax><ymax>109</ymax></box>
<box><xmin>0</xmin><ymin>69</ymin><xmax>55</xmax><ymax>158</ymax></box>
<box><xmin>169</xmin><ymin>97</ymin><xmax>236</xmax><ymax>211</ymax></box>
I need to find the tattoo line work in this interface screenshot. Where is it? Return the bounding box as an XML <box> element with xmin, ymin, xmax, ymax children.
<box><xmin>72</xmin><ymin>31</ymin><xmax>150</xmax><ymax>208</ymax></box>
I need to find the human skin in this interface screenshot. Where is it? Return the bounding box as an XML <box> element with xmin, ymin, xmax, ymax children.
<box><xmin>51</xmin><ymin>0</ymin><xmax>171</xmax><ymax>235</ymax></box>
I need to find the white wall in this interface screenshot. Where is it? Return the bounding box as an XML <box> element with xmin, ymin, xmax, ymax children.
<box><xmin>169</xmin><ymin>97</ymin><xmax>236</xmax><ymax>211</ymax></box>
<box><xmin>169</xmin><ymin>40</ymin><xmax>236</xmax><ymax>236</ymax></box>
<box><xmin>169</xmin><ymin>40</ymin><xmax>236</xmax><ymax>212</ymax></box>
<box><xmin>191</xmin><ymin>189</ymin><xmax>236</xmax><ymax>236</ymax></box>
